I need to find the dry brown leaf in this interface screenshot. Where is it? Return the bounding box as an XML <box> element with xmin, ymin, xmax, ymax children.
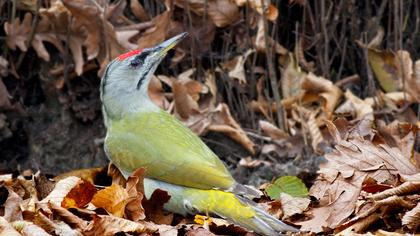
<box><xmin>0</xmin><ymin>79</ymin><xmax>12</xmax><ymax>110</ymax></box>
<box><xmin>149</xmin><ymin>76</ymin><xmax>170</xmax><ymax>109</ymax></box>
<box><xmin>124</xmin><ymin>168</ymin><xmax>146</xmax><ymax>221</ymax></box>
<box><xmin>62</xmin><ymin>0</ymin><xmax>125</xmax><ymax>75</ymax></box>
<box><xmin>130</xmin><ymin>0</ymin><xmax>150</xmax><ymax>21</ymax></box>
<box><xmin>3</xmin><ymin>188</ymin><xmax>23</xmax><ymax>222</ymax></box>
<box><xmin>300</xmin><ymin>122</ymin><xmax>420</xmax><ymax>232</ymax></box>
<box><xmin>138</xmin><ymin>11</ymin><xmax>171</xmax><ymax>49</ymax></box>
<box><xmin>116</xmin><ymin>30</ymin><xmax>139</xmax><ymax>50</ymax></box>
<box><xmin>234</xmin><ymin>0</ymin><xmax>278</xmax><ymax>21</ymax></box>
<box><xmin>61</xmin><ymin>180</ymin><xmax>96</xmax><ymax>209</ymax></box>
<box><xmin>301</xmin><ymin>73</ymin><xmax>342</xmax><ymax>119</ymax></box>
<box><xmin>91</xmin><ymin>183</ymin><xmax>129</xmax><ymax>218</ymax></box>
<box><xmin>54</xmin><ymin>167</ymin><xmax>106</xmax><ymax>184</ymax></box>
<box><xmin>12</xmin><ymin>221</ymin><xmax>51</xmax><ymax>236</ymax></box>
<box><xmin>0</xmin><ymin>56</ymin><xmax>8</xmax><ymax>77</ymax></box>
<box><xmin>173</xmin><ymin>80</ymin><xmax>201</xmax><ymax>119</ymax></box>
<box><xmin>207</xmin><ymin>0</ymin><xmax>240</xmax><ymax>27</ymax></box>
<box><xmin>48</xmin><ymin>202</ymin><xmax>88</xmax><ymax>231</ymax></box>
<box><xmin>40</xmin><ymin>177</ymin><xmax>94</xmax><ymax>209</ymax></box>
<box><xmin>209</xmin><ymin>104</ymin><xmax>255</xmax><ymax>154</ymax></box>
<box><xmin>83</xmin><ymin>215</ymin><xmax>159</xmax><ymax>236</ymax></box>
<box><xmin>367</xmin><ymin>49</ymin><xmax>407</xmax><ymax>92</ymax></box>
<box><xmin>221</xmin><ymin>50</ymin><xmax>254</xmax><ymax>84</ymax></box>
<box><xmin>402</xmin><ymin>202</ymin><xmax>420</xmax><ymax>231</ymax></box>
<box><xmin>33</xmin><ymin>212</ymin><xmax>83</xmax><ymax>236</ymax></box>
<box><xmin>335</xmin><ymin>90</ymin><xmax>374</xmax><ymax>121</ymax></box>
<box><xmin>254</xmin><ymin>18</ymin><xmax>288</xmax><ymax>53</ymax></box>
<box><xmin>143</xmin><ymin>189</ymin><xmax>173</xmax><ymax>225</ymax></box>
<box><xmin>0</xmin><ymin>217</ymin><xmax>22</xmax><ymax>236</ymax></box>
<box><xmin>259</xmin><ymin>120</ymin><xmax>288</xmax><ymax>140</ymax></box>
<box><xmin>279</xmin><ymin>193</ymin><xmax>310</xmax><ymax>219</ymax></box>
<box><xmin>174</xmin><ymin>0</ymin><xmax>239</xmax><ymax>27</ymax></box>
<box><xmin>281</xmin><ymin>53</ymin><xmax>306</xmax><ymax>99</ymax></box>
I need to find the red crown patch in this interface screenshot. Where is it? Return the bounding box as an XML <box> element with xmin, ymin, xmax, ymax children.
<box><xmin>117</xmin><ymin>49</ymin><xmax>143</xmax><ymax>61</ymax></box>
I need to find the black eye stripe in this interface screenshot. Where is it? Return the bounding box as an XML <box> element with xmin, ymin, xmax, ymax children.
<box><xmin>130</xmin><ymin>51</ymin><xmax>149</xmax><ymax>68</ymax></box>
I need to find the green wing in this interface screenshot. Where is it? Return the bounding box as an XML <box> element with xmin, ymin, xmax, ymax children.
<box><xmin>105</xmin><ymin>110</ymin><xmax>235</xmax><ymax>190</ymax></box>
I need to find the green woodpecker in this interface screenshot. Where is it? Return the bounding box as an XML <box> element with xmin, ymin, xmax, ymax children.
<box><xmin>100</xmin><ymin>33</ymin><xmax>298</xmax><ymax>235</ymax></box>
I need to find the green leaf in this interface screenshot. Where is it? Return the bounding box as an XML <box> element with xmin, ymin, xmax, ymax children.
<box><xmin>266</xmin><ymin>176</ymin><xmax>308</xmax><ymax>199</ymax></box>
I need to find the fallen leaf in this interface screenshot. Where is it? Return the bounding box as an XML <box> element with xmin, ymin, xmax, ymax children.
<box><xmin>279</xmin><ymin>192</ymin><xmax>310</xmax><ymax>219</ymax></box>
<box><xmin>335</xmin><ymin>90</ymin><xmax>374</xmax><ymax>121</ymax></box>
<box><xmin>137</xmin><ymin>11</ymin><xmax>171</xmax><ymax>49</ymax></box>
<box><xmin>0</xmin><ymin>56</ymin><xmax>9</xmax><ymax>77</ymax></box>
<box><xmin>40</xmin><ymin>177</ymin><xmax>95</xmax><ymax>209</ymax></box>
<box><xmin>91</xmin><ymin>183</ymin><xmax>129</xmax><ymax>218</ymax></box>
<box><xmin>221</xmin><ymin>50</ymin><xmax>254</xmax><ymax>84</ymax></box>
<box><xmin>367</xmin><ymin>49</ymin><xmax>407</xmax><ymax>92</ymax></box>
<box><xmin>3</xmin><ymin>188</ymin><xmax>23</xmax><ymax>222</ymax></box>
<box><xmin>143</xmin><ymin>189</ymin><xmax>173</xmax><ymax>225</ymax></box>
<box><xmin>0</xmin><ymin>217</ymin><xmax>21</xmax><ymax>236</ymax></box>
<box><xmin>130</xmin><ymin>0</ymin><xmax>150</xmax><ymax>21</ymax></box>
<box><xmin>124</xmin><ymin>168</ymin><xmax>146</xmax><ymax>221</ymax></box>
<box><xmin>83</xmin><ymin>215</ymin><xmax>159</xmax><ymax>236</ymax></box>
<box><xmin>174</xmin><ymin>0</ymin><xmax>240</xmax><ymax>27</ymax></box>
<box><xmin>13</xmin><ymin>221</ymin><xmax>51</xmax><ymax>236</ymax></box>
<box><xmin>0</xmin><ymin>79</ymin><xmax>12</xmax><ymax>110</ymax></box>
<box><xmin>259</xmin><ymin>120</ymin><xmax>288</xmax><ymax>140</ymax></box>
<box><xmin>301</xmin><ymin>73</ymin><xmax>342</xmax><ymax>119</ymax></box>
<box><xmin>233</xmin><ymin>0</ymin><xmax>278</xmax><ymax>21</ymax></box>
<box><xmin>402</xmin><ymin>202</ymin><xmax>420</xmax><ymax>231</ymax></box>
<box><xmin>209</xmin><ymin>104</ymin><xmax>255</xmax><ymax>154</ymax></box>
<box><xmin>266</xmin><ymin>176</ymin><xmax>308</xmax><ymax>199</ymax></box>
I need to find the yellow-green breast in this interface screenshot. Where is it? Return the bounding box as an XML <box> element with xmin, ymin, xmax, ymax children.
<box><xmin>105</xmin><ymin>110</ymin><xmax>235</xmax><ymax>190</ymax></box>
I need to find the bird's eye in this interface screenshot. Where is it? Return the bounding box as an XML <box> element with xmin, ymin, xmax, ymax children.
<box><xmin>130</xmin><ymin>51</ymin><xmax>149</xmax><ymax>68</ymax></box>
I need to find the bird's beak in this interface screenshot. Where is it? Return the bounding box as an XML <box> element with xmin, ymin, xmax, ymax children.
<box><xmin>157</xmin><ymin>32</ymin><xmax>188</xmax><ymax>57</ymax></box>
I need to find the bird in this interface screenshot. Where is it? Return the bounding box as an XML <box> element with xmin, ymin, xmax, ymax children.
<box><xmin>100</xmin><ymin>32</ymin><xmax>299</xmax><ymax>235</ymax></box>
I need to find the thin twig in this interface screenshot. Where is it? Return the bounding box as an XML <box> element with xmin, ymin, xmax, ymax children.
<box><xmin>259</xmin><ymin>0</ymin><xmax>284</xmax><ymax>130</ymax></box>
<box><xmin>16</xmin><ymin>0</ymin><xmax>42</xmax><ymax>70</ymax></box>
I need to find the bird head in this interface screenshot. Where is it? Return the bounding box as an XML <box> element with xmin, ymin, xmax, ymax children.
<box><xmin>100</xmin><ymin>32</ymin><xmax>187</xmax><ymax>123</ymax></box>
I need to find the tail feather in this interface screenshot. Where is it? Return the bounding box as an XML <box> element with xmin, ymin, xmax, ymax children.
<box><xmin>232</xmin><ymin>182</ymin><xmax>262</xmax><ymax>199</ymax></box>
<box><xmin>215</xmin><ymin>205</ymin><xmax>299</xmax><ymax>236</ymax></box>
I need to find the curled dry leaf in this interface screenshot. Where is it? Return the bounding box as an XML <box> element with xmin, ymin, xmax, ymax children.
<box><xmin>83</xmin><ymin>215</ymin><xmax>159</xmax><ymax>236</ymax></box>
<box><xmin>279</xmin><ymin>193</ymin><xmax>310</xmax><ymax>219</ymax></box>
<box><xmin>143</xmin><ymin>189</ymin><xmax>173</xmax><ymax>225</ymax></box>
<box><xmin>259</xmin><ymin>120</ymin><xmax>288</xmax><ymax>140</ymax></box>
<box><xmin>48</xmin><ymin>202</ymin><xmax>88</xmax><ymax>231</ymax></box>
<box><xmin>91</xmin><ymin>183</ymin><xmax>129</xmax><ymax>218</ymax></box>
<box><xmin>0</xmin><ymin>79</ymin><xmax>12</xmax><ymax>110</ymax></box>
<box><xmin>221</xmin><ymin>49</ymin><xmax>254</xmax><ymax>84</ymax></box>
<box><xmin>130</xmin><ymin>0</ymin><xmax>150</xmax><ymax>21</ymax></box>
<box><xmin>3</xmin><ymin>188</ymin><xmax>23</xmax><ymax>222</ymax></box>
<box><xmin>149</xmin><ymin>76</ymin><xmax>170</xmax><ymax>109</ymax></box>
<box><xmin>124</xmin><ymin>168</ymin><xmax>146</xmax><ymax>221</ymax></box>
<box><xmin>281</xmin><ymin>54</ymin><xmax>306</xmax><ymax>100</ymax></box>
<box><xmin>40</xmin><ymin>177</ymin><xmax>96</xmax><ymax>209</ymax></box>
<box><xmin>33</xmin><ymin>211</ymin><xmax>84</xmax><ymax>236</ymax></box>
<box><xmin>301</xmin><ymin>73</ymin><xmax>342</xmax><ymax>119</ymax></box>
<box><xmin>255</xmin><ymin>18</ymin><xmax>285</xmax><ymax>53</ymax></box>
<box><xmin>367</xmin><ymin>49</ymin><xmax>409</xmax><ymax>92</ymax></box>
<box><xmin>138</xmin><ymin>11</ymin><xmax>171</xmax><ymax>49</ymax></box>
<box><xmin>174</xmin><ymin>0</ymin><xmax>240</xmax><ymax>27</ymax></box>
<box><xmin>0</xmin><ymin>217</ymin><xmax>21</xmax><ymax>236</ymax></box>
<box><xmin>234</xmin><ymin>0</ymin><xmax>278</xmax><ymax>21</ymax></box>
<box><xmin>300</xmin><ymin>122</ymin><xmax>420</xmax><ymax>232</ymax></box>
<box><xmin>209</xmin><ymin>104</ymin><xmax>255</xmax><ymax>154</ymax></box>
<box><xmin>402</xmin><ymin>202</ymin><xmax>420</xmax><ymax>231</ymax></box>
<box><xmin>335</xmin><ymin>90</ymin><xmax>374</xmax><ymax>121</ymax></box>
<box><xmin>0</xmin><ymin>56</ymin><xmax>8</xmax><ymax>77</ymax></box>
<box><xmin>12</xmin><ymin>221</ymin><xmax>51</xmax><ymax>236</ymax></box>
